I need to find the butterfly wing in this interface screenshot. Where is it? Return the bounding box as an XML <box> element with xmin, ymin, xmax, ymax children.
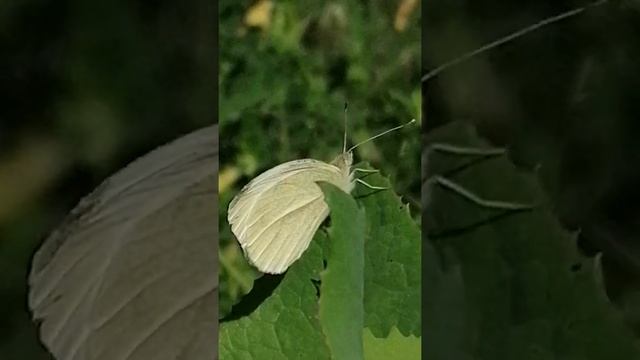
<box><xmin>28</xmin><ymin>126</ymin><xmax>217</xmax><ymax>360</ymax></box>
<box><xmin>228</xmin><ymin>159</ymin><xmax>351</xmax><ymax>274</ymax></box>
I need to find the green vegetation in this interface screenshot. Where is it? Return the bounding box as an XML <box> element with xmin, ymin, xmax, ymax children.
<box><xmin>219</xmin><ymin>0</ymin><xmax>420</xmax><ymax>313</ymax></box>
<box><xmin>219</xmin><ymin>1</ymin><xmax>420</xmax><ymax>358</ymax></box>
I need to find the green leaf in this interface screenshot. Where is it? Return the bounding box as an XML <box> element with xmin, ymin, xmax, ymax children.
<box><xmin>318</xmin><ymin>182</ymin><xmax>366</xmax><ymax>360</ymax></box>
<box><xmin>425</xmin><ymin>121</ymin><xmax>640</xmax><ymax>359</ymax></box>
<box><xmin>218</xmin><ymin>236</ymin><xmax>330</xmax><ymax>360</ymax></box>
<box><xmin>353</xmin><ymin>164</ymin><xmax>422</xmax><ymax>338</ymax></box>
<box><xmin>362</xmin><ymin>327</ymin><xmax>421</xmax><ymax>360</ymax></box>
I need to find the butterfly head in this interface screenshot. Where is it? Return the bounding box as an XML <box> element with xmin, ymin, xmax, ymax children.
<box><xmin>331</xmin><ymin>151</ymin><xmax>353</xmax><ymax>172</ymax></box>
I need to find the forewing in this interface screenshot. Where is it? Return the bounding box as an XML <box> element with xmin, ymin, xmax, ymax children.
<box><xmin>228</xmin><ymin>159</ymin><xmax>343</xmax><ymax>273</ymax></box>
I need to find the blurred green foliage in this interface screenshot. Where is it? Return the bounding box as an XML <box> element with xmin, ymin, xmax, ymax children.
<box><xmin>425</xmin><ymin>121</ymin><xmax>640</xmax><ymax>359</ymax></box>
<box><xmin>219</xmin><ymin>0</ymin><xmax>420</xmax><ymax>316</ymax></box>
<box><xmin>0</xmin><ymin>0</ymin><xmax>214</xmax><ymax>358</ymax></box>
<box><xmin>424</xmin><ymin>0</ymin><xmax>640</xmax><ymax>343</ymax></box>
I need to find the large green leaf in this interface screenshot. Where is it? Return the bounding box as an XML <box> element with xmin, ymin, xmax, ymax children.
<box><xmin>218</xmin><ymin>236</ymin><xmax>330</xmax><ymax>360</ymax></box>
<box><xmin>424</xmin><ymin>121</ymin><xmax>640</xmax><ymax>359</ymax></box>
<box><xmin>362</xmin><ymin>327</ymin><xmax>420</xmax><ymax>360</ymax></box>
<box><xmin>353</xmin><ymin>164</ymin><xmax>422</xmax><ymax>338</ymax></box>
<box><xmin>318</xmin><ymin>183</ymin><xmax>366</xmax><ymax>360</ymax></box>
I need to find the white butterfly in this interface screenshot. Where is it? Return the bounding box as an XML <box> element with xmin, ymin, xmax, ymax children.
<box><xmin>228</xmin><ymin>116</ymin><xmax>415</xmax><ymax>274</ymax></box>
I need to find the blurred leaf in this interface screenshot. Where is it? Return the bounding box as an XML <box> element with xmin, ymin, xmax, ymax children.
<box><xmin>394</xmin><ymin>0</ymin><xmax>418</xmax><ymax>32</ymax></box>
<box><xmin>423</xmin><ymin>241</ymin><xmax>469</xmax><ymax>360</ymax></box>
<box><xmin>218</xmin><ymin>166</ymin><xmax>241</xmax><ymax>194</ymax></box>
<box><xmin>244</xmin><ymin>0</ymin><xmax>274</xmax><ymax>30</ymax></box>
<box><xmin>0</xmin><ymin>136</ymin><xmax>67</xmax><ymax>224</ymax></box>
<box><xmin>424</xmin><ymin>121</ymin><xmax>640</xmax><ymax>359</ymax></box>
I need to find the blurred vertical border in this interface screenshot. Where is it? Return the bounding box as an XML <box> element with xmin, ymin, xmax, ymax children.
<box><xmin>0</xmin><ymin>1</ymin><xmax>216</xmax><ymax>358</ymax></box>
<box><xmin>424</xmin><ymin>0</ymin><xmax>640</xmax><ymax>339</ymax></box>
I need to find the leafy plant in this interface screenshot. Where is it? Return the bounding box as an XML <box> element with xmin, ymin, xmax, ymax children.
<box><xmin>218</xmin><ymin>0</ymin><xmax>421</xmax><ymax>337</ymax></box>
<box><xmin>219</xmin><ymin>1</ymin><xmax>420</xmax><ymax>357</ymax></box>
<box><xmin>220</xmin><ymin>168</ymin><xmax>420</xmax><ymax>359</ymax></box>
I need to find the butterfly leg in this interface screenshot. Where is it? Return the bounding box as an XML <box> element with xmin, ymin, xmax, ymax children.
<box><xmin>427</xmin><ymin>175</ymin><xmax>534</xmax><ymax>210</ymax></box>
<box><xmin>425</xmin><ymin>143</ymin><xmax>506</xmax><ymax>179</ymax></box>
<box><xmin>353</xmin><ymin>168</ymin><xmax>380</xmax><ymax>181</ymax></box>
<box><xmin>356</xmin><ymin>178</ymin><xmax>388</xmax><ymax>190</ymax></box>
<box><xmin>425</xmin><ymin>142</ymin><xmax>533</xmax><ymax>210</ymax></box>
<box><xmin>353</xmin><ymin>168</ymin><xmax>380</xmax><ymax>173</ymax></box>
<box><xmin>427</xmin><ymin>143</ymin><xmax>506</xmax><ymax>157</ymax></box>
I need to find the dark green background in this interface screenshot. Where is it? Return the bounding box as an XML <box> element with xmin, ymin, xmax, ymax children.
<box><xmin>0</xmin><ymin>0</ymin><xmax>215</xmax><ymax>358</ymax></box>
<box><xmin>424</xmin><ymin>0</ymin><xmax>640</xmax><ymax>337</ymax></box>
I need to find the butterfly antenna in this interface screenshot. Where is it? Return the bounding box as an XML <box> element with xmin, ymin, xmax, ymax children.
<box><xmin>421</xmin><ymin>0</ymin><xmax>607</xmax><ymax>83</ymax></box>
<box><xmin>343</xmin><ymin>102</ymin><xmax>348</xmax><ymax>154</ymax></box>
<box><xmin>348</xmin><ymin>119</ymin><xmax>416</xmax><ymax>152</ymax></box>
